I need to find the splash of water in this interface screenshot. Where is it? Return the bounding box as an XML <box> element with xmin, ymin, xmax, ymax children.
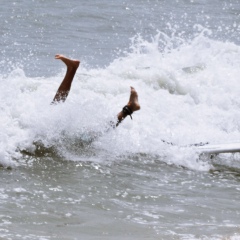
<box><xmin>1</xmin><ymin>30</ymin><xmax>240</xmax><ymax>170</ymax></box>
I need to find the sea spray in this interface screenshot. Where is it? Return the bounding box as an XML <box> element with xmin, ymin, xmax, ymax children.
<box><xmin>1</xmin><ymin>31</ymin><xmax>240</xmax><ymax>170</ymax></box>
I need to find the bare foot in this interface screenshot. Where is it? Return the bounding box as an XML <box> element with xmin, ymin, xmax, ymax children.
<box><xmin>127</xmin><ymin>87</ymin><xmax>140</xmax><ymax>112</ymax></box>
<box><xmin>116</xmin><ymin>87</ymin><xmax>140</xmax><ymax>125</ymax></box>
<box><xmin>55</xmin><ymin>54</ymin><xmax>80</xmax><ymax>70</ymax></box>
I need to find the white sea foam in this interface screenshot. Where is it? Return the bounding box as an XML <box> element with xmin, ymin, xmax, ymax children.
<box><xmin>1</xmin><ymin>31</ymin><xmax>240</xmax><ymax>170</ymax></box>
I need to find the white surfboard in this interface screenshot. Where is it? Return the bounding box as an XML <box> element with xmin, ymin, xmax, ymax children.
<box><xmin>194</xmin><ymin>142</ymin><xmax>240</xmax><ymax>154</ymax></box>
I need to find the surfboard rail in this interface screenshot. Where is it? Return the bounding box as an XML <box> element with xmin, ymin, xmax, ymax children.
<box><xmin>194</xmin><ymin>143</ymin><xmax>240</xmax><ymax>154</ymax></box>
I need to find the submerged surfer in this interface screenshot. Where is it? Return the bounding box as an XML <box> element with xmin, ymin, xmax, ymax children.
<box><xmin>52</xmin><ymin>55</ymin><xmax>140</xmax><ymax>126</ymax></box>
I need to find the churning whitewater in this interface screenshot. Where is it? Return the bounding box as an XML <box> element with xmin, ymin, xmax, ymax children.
<box><xmin>1</xmin><ymin>31</ymin><xmax>240</xmax><ymax>171</ymax></box>
<box><xmin>2</xmin><ymin>0</ymin><xmax>240</xmax><ymax>239</ymax></box>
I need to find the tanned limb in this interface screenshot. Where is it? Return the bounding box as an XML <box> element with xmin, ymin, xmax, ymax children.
<box><xmin>52</xmin><ymin>54</ymin><xmax>80</xmax><ymax>103</ymax></box>
<box><xmin>116</xmin><ymin>87</ymin><xmax>140</xmax><ymax>127</ymax></box>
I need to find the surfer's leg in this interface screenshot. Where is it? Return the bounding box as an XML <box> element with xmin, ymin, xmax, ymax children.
<box><xmin>116</xmin><ymin>87</ymin><xmax>140</xmax><ymax>127</ymax></box>
<box><xmin>52</xmin><ymin>55</ymin><xmax>80</xmax><ymax>103</ymax></box>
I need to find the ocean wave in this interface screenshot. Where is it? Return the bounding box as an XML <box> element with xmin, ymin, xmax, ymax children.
<box><xmin>1</xmin><ymin>30</ymin><xmax>240</xmax><ymax>170</ymax></box>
